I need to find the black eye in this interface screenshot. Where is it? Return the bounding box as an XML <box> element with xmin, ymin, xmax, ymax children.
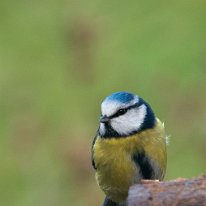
<box><xmin>109</xmin><ymin>108</ymin><xmax>129</xmax><ymax>119</ymax></box>
<box><xmin>117</xmin><ymin>108</ymin><xmax>127</xmax><ymax>115</ymax></box>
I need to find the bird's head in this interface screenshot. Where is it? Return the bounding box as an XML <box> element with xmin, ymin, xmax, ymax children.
<box><xmin>99</xmin><ymin>92</ymin><xmax>156</xmax><ymax>138</ymax></box>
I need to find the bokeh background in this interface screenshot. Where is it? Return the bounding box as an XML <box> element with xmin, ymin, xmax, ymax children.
<box><xmin>1</xmin><ymin>0</ymin><xmax>206</xmax><ymax>205</ymax></box>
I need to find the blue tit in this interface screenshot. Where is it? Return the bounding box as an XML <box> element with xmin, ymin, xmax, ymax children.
<box><xmin>92</xmin><ymin>92</ymin><xmax>167</xmax><ymax>206</ymax></box>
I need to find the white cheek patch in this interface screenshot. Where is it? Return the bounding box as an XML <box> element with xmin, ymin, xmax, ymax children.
<box><xmin>111</xmin><ymin>104</ymin><xmax>147</xmax><ymax>135</ymax></box>
<box><xmin>99</xmin><ymin>123</ymin><xmax>106</xmax><ymax>136</ymax></box>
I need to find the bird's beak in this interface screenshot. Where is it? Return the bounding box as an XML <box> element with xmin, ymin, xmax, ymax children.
<box><xmin>100</xmin><ymin>115</ymin><xmax>110</xmax><ymax>123</ymax></box>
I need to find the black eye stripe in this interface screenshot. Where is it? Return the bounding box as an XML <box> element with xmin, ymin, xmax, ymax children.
<box><xmin>109</xmin><ymin>103</ymin><xmax>140</xmax><ymax>119</ymax></box>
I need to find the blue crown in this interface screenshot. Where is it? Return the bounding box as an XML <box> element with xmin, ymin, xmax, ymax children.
<box><xmin>105</xmin><ymin>92</ymin><xmax>135</xmax><ymax>104</ymax></box>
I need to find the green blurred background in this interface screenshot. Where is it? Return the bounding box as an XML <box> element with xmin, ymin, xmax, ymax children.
<box><xmin>1</xmin><ymin>0</ymin><xmax>206</xmax><ymax>205</ymax></box>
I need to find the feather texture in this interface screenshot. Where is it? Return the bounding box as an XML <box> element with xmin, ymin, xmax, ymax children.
<box><xmin>92</xmin><ymin>118</ymin><xmax>167</xmax><ymax>203</ymax></box>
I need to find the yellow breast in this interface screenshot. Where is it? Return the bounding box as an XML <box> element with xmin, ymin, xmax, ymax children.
<box><xmin>93</xmin><ymin>118</ymin><xmax>167</xmax><ymax>203</ymax></box>
<box><xmin>94</xmin><ymin>136</ymin><xmax>139</xmax><ymax>202</ymax></box>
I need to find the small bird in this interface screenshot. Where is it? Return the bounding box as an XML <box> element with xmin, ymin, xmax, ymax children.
<box><xmin>92</xmin><ymin>92</ymin><xmax>167</xmax><ymax>206</ymax></box>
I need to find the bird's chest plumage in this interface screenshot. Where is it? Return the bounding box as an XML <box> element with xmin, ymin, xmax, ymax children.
<box><xmin>93</xmin><ymin>120</ymin><xmax>167</xmax><ymax>203</ymax></box>
<box><xmin>93</xmin><ymin>136</ymin><xmax>140</xmax><ymax>202</ymax></box>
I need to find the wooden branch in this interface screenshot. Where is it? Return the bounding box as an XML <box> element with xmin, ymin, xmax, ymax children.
<box><xmin>128</xmin><ymin>175</ymin><xmax>206</xmax><ymax>206</ymax></box>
